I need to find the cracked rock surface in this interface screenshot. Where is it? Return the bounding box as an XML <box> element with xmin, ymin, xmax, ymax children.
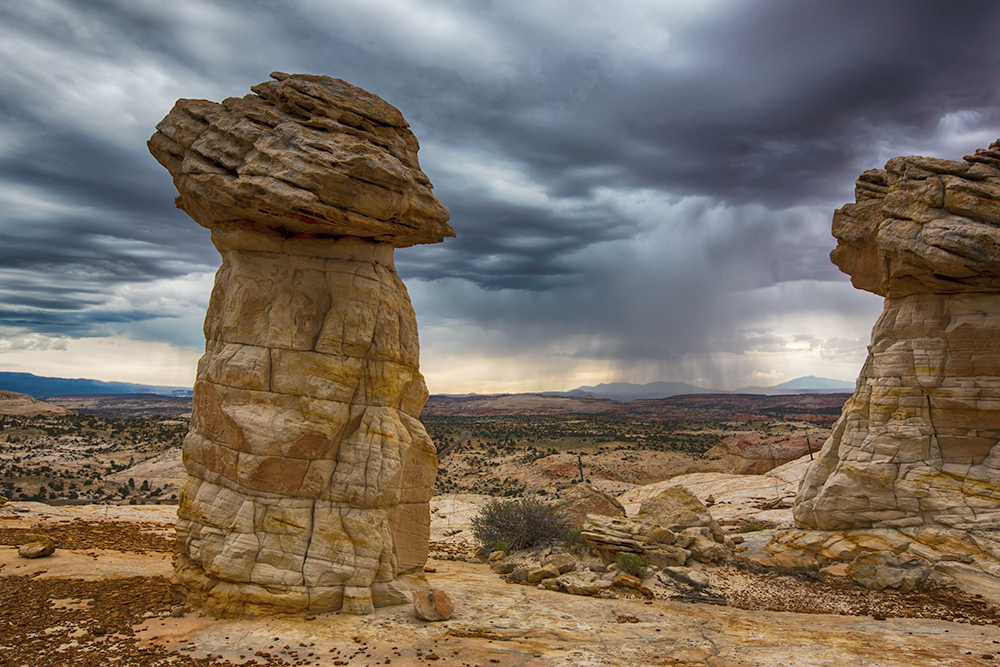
<box><xmin>148</xmin><ymin>73</ymin><xmax>451</xmax><ymax>617</ymax></box>
<box><xmin>794</xmin><ymin>140</ymin><xmax>1000</xmax><ymax>537</ymax></box>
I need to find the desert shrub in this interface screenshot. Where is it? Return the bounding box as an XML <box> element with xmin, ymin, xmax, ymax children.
<box><xmin>560</xmin><ymin>527</ymin><xmax>590</xmax><ymax>557</ymax></box>
<box><xmin>734</xmin><ymin>521</ymin><xmax>769</xmax><ymax>534</ymax></box>
<box><xmin>471</xmin><ymin>497</ymin><xmax>570</xmax><ymax>555</ymax></box>
<box><xmin>765</xmin><ymin>561</ymin><xmax>824</xmax><ymax>582</ymax></box>
<box><xmin>615</xmin><ymin>552</ymin><xmax>649</xmax><ymax>578</ymax></box>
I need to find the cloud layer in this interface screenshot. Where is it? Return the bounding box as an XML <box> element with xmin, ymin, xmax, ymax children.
<box><xmin>1</xmin><ymin>0</ymin><xmax>999</xmax><ymax>390</ymax></box>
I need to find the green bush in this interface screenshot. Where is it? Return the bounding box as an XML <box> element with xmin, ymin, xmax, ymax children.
<box><xmin>734</xmin><ymin>521</ymin><xmax>769</xmax><ymax>534</ymax></box>
<box><xmin>471</xmin><ymin>498</ymin><xmax>570</xmax><ymax>555</ymax></box>
<box><xmin>560</xmin><ymin>527</ymin><xmax>590</xmax><ymax>557</ymax></box>
<box><xmin>615</xmin><ymin>552</ymin><xmax>649</xmax><ymax>578</ymax></box>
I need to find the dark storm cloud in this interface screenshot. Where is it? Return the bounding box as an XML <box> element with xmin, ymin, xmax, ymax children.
<box><xmin>0</xmin><ymin>120</ymin><xmax>214</xmax><ymax>332</ymax></box>
<box><xmin>411</xmin><ymin>1</ymin><xmax>1000</xmax><ymax>208</ymax></box>
<box><xmin>1</xmin><ymin>0</ymin><xmax>999</xmax><ymax>385</ymax></box>
<box><xmin>379</xmin><ymin>0</ymin><xmax>1000</xmax><ymax>301</ymax></box>
<box><xmin>395</xmin><ymin>194</ymin><xmax>637</xmax><ymax>290</ymax></box>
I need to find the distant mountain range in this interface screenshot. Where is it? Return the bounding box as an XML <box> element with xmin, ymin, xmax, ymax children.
<box><xmin>2</xmin><ymin>370</ymin><xmax>851</xmax><ymax>403</ymax></box>
<box><xmin>0</xmin><ymin>372</ymin><xmax>193</xmax><ymax>398</ymax></box>
<box><xmin>735</xmin><ymin>375</ymin><xmax>856</xmax><ymax>395</ymax></box>
<box><xmin>550</xmin><ymin>381</ymin><xmax>713</xmax><ymax>401</ymax></box>
<box><xmin>545</xmin><ymin>375</ymin><xmax>854</xmax><ymax>402</ymax></box>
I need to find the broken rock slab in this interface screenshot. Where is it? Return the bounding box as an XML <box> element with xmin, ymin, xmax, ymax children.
<box><xmin>581</xmin><ymin>486</ymin><xmax>730</xmax><ymax>567</ymax></box>
<box><xmin>845</xmin><ymin>552</ymin><xmax>929</xmax><ymax>592</ymax></box>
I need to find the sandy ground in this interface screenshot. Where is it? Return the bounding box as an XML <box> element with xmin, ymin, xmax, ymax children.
<box><xmin>3</xmin><ymin>495</ymin><xmax>1000</xmax><ymax>666</ymax></box>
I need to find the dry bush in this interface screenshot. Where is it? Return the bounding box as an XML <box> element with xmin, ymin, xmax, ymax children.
<box><xmin>471</xmin><ymin>497</ymin><xmax>570</xmax><ymax>555</ymax></box>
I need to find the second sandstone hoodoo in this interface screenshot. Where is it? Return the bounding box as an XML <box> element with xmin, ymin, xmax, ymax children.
<box><xmin>795</xmin><ymin>140</ymin><xmax>1000</xmax><ymax>535</ymax></box>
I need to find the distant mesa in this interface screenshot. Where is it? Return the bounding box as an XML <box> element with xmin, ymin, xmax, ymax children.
<box><xmin>1</xmin><ymin>371</ymin><xmax>850</xmax><ymax>404</ymax></box>
<box><xmin>0</xmin><ymin>390</ymin><xmax>70</xmax><ymax>417</ymax></box>
<box><xmin>42</xmin><ymin>394</ymin><xmax>192</xmax><ymax>419</ymax></box>
<box><xmin>545</xmin><ymin>376</ymin><xmax>852</xmax><ymax>402</ymax></box>
<box><xmin>557</xmin><ymin>381</ymin><xmax>715</xmax><ymax>401</ymax></box>
<box><xmin>422</xmin><ymin>391</ymin><xmax>849</xmax><ymax>423</ymax></box>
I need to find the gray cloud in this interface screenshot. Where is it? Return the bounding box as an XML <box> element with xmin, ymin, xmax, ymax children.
<box><xmin>0</xmin><ymin>0</ymin><xmax>997</xmax><ymax>387</ymax></box>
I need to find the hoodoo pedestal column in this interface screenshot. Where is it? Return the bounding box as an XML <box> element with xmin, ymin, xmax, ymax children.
<box><xmin>149</xmin><ymin>73</ymin><xmax>453</xmax><ymax>616</ymax></box>
<box><xmin>794</xmin><ymin>142</ymin><xmax>1000</xmax><ymax>534</ymax></box>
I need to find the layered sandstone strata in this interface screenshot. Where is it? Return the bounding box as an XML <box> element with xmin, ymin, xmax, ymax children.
<box><xmin>794</xmin><ymin>140</ymin><xmax>1000</xmax><ymax>533</ymax></box>
<box><xmin>149</xmin><ymin>73</ymin><xmax>453</xmax><ymax>616</ymax></box>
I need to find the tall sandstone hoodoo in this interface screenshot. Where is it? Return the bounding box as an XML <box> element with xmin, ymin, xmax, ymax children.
<box><xmin>149</xmin><ymin>73</ymin><xmax>453</xmax><ymax>616</ymax></box>
<box><xmin>794</xmin><ymin>140</ymin><xmax>1000</xmax><ymax>535</ymax></box>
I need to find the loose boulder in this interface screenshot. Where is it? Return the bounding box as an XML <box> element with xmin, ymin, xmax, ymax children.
<box><xmin>413</xmin><ymin>588</ymin><xmax>454</xmax><ymax>621</ymax></box>
<box><xmin>18</xmin><ymin>533</ymin><xmax>56</xmax><ymax>559</ymax></box>
<box><xmin>548</xmin><ymin>482</ymin><xmax>626</xmax><ymax>527</ymax></box>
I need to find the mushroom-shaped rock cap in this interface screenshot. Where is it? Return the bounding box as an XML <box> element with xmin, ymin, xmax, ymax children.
<box><xmin>831</xmin><ymin>138</ymin><xmax>1000</xmax><ymax>297</ymax></box>
<box><xmin>148</xmin><ymin>72</ymin><xmax>454</xmax><ymax>247</ymax></box>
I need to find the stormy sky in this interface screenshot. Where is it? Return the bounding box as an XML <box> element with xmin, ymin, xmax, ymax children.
<box><xmin>2</xmin><ymin>0</ymin><xmax>1000</xmax><ymax>393</ymax></box>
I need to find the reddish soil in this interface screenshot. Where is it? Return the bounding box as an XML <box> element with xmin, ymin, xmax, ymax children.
<box><xmin>0</xmin><ymin>520</ymin><xmax>174</xmax><ymax>553</ymax></box>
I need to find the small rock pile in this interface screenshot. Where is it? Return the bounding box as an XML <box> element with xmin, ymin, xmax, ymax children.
<box><xmin>492</xmin><ymin>551</ymin><xmax>607</xmax><ymax>597</ymax></box>
<box><xmin>487</xmin><ymin>544</ymin><xmax>727</xmax><ymax>602</ymax></box>
<box><xmin>483</xmin><ymin>485</ymin><xmax>736</xmax><ymax>600</ymax></box>
<box><xmin>581</xmin><ymin>486</ymin><xmax>731</xmax><ymax>567</ymax></box>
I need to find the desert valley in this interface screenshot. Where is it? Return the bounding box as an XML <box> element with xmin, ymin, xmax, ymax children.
<box><xmin>3</xmin><ymin>387</ymin><xmax>1000</xmax><ymax>666</ymax></box>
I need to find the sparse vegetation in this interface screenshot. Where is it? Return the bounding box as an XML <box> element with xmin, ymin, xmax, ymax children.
<box><xmin>0</xmin><ymin>411</ymin><xmax>186</xmax><ymax>505</ymax></box>
<box><xmin>560</xmin><ymin>527</ymin><xmax>590</xmax><ymax>557</ymax></box>
<box><xmin>471</xmin><ymin>497</ymin><xmax>571</xmax><ymax>555</ymax></box>
<box><xmin>615</xmin><ymin>552</ymin><xmax>649</xmax><ymax>578</ymax></box>
<box><xmin>760</xmin><ymin>561</ymin><xmax>825</xmax><ymax>582</ymax></box>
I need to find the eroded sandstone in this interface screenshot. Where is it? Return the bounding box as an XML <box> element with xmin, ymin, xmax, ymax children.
<box><xmin>149</xmin><ymin>73</ymin><xmax>452</xmax><ymax>616</ymax></box>
<box><xmin>792</xmin><ymin>140</ymin><xmax>1000</xmax><ymax>550</ymax></box>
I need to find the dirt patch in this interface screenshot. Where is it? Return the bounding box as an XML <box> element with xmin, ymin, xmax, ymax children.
<box><xmin>0</xmin><ymin>520</ymin><xmax>174</xmax><ymax>553</ymax></box>
<box><xmin>707</xmin><ymin>563</ymin><xmax>1000</xmax><ymax>625</ymax></box>
<box><xmin>0</xmin><ymin>575</ymin><xmax>250</xmax><ymax>667</ymax></box>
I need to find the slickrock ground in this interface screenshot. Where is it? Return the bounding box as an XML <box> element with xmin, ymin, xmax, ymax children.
<box><xmin>4</xmin><ymin>482</ymin><xmax>1000</xmax><ymax>666</ymax></box>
